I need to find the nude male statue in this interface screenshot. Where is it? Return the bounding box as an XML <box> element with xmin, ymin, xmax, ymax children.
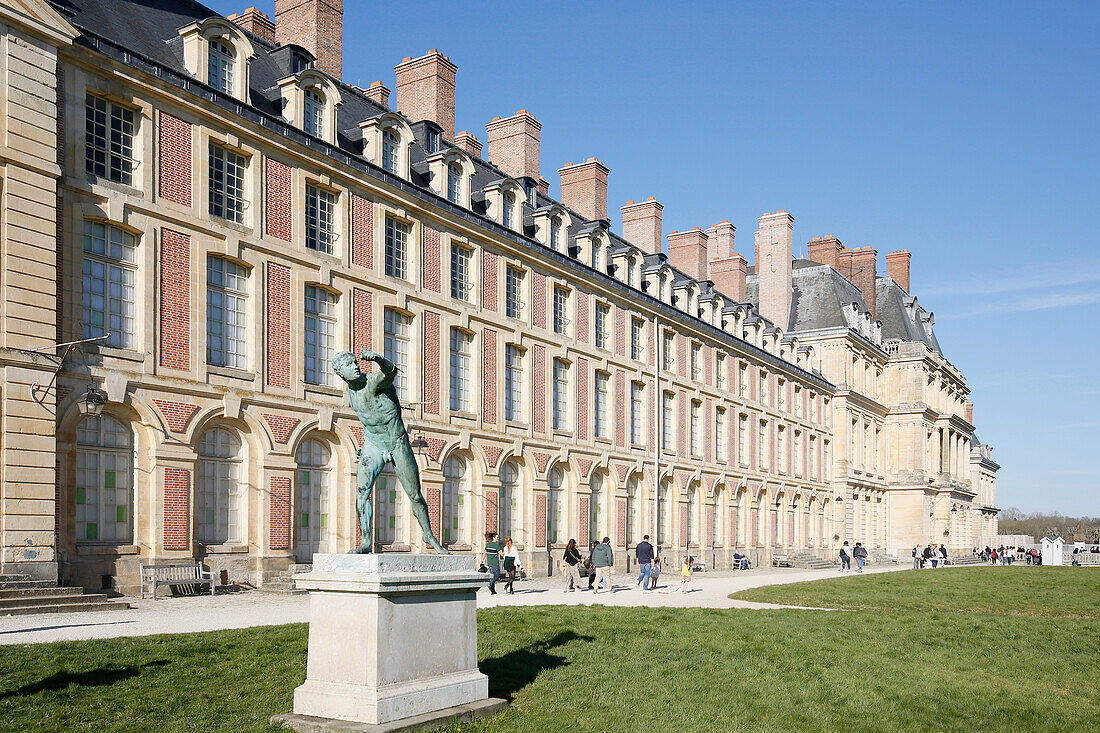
<box><xmin>333</xmin><ymin>350</ymin><xmax>447</xmax><ymax>554</ymax></box>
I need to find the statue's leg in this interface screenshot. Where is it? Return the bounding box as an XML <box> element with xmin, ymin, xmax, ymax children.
<box><xmin>352</xmin><ymin>443</ymin><xmax>385</xmax><ymax>554</ymax></box>
<box><xmin>392</xmin><ymin>440</ymin><xmax>449</xmax><ymax>554</ymax></box>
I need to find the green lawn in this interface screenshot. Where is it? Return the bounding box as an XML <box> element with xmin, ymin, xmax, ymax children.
<box><xmin>0</xmin><ymin>568</ymin><xmax>1096</xmax><ymax>732</ymax></box>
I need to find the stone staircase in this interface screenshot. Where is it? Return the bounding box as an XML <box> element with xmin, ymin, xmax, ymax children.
<box><xmin>950</xmin><ymin>555</ymin><xmax>983</xmax><ymax>566</ymax></box>
<box><xmin>788</xmin><ymin>552</ymin><xmax>835</xmax><ymax>570</ymax></box>
<box><xmin>261</xmin><ymin>563</ymin><xmax>312</xmax><ymax>594</ymax></box>
<box><xmin>0</xmin><ymin>573</ymin><xmax>131</xmax><ymax>616</ymax></box>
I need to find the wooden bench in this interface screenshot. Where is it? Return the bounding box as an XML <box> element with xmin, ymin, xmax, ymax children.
<box><xmin>772</xmin><ymin>554</ymin><xmax>791</xmax><ymax>568</ymax></box>
<box><xmin>732</xmin><ymin>556</ymin><xmax>751</xmax><ymax>570</ymax></box>
<box><xmin>140</xmin><ymin>563</ymin><xmax>216</xmax><ymax>599</ymax></box>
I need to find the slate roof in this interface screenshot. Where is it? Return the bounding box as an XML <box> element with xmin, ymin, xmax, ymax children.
<box><xmin>876</xmin><ymin>278</ymin><xmax>942</xmax><ymax>352</ymax></box>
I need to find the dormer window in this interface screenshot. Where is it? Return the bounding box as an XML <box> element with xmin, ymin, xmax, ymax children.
<box><xmin>277</xmin><ymin>70</ymin><xmax>343</xmax><ymax>144</ymax></box>
<box><xmin>503</xmin><ymin>192</ymin><xmax>515</xmax><ymax>229</ymax></box>
<box><xmin>208</xmin><ymin>40</ymin><xmax>235</xmax><ymax>94</ymax></box>
<box><xmin>447</xmin><ymin>163</ymin><xmax>462</xmax><ymax>204</ymax></box>
<box><xmin>426</xmin><ymin>129</ymin><xmax>440</xmax><ymax>153</ymax></box>
<box><xmin>382</xmin><ymin>130</ymin><xmax>399</xmax><ymax>173</ymax></box>
<box><xmin>550</xmin><ymin>218</ymin><xmax>560</xmax><ymax>251</ymax></box>
<box><xmin>303</xmin><ymin>90</ymin><xmax>324</xmax><ymax>137</ymax></box>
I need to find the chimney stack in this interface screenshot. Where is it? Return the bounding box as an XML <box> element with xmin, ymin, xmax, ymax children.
<box><xmin>274</xmin><ymin>0</ymin><xmax>343</xmax><ymax>78</ymax></box>
<box><xmin>667</xmin><ymin>228</ymin><xmax>709</xmax><ymax>281</ymax></box>
<box><xmin>851</xmin><ymin>246</ymin><xmax>878</xmax><ymax>316</ymax></box>
<box><xmin>807</xmin><ymin>235</ymin><xmax>843</xmax><ymax>270</ymax></box>
<box><xmin>755</xmin><ymin>211</ymin><xmax>794</xmax><ymax>329</ymax></box>
<box><xmin>559</xmin><ymin>158</ymin><xmax>609</xmax><ymax>222</ymax></box>
<box><xmin>837</xmin><ymin>247</ymin><xmax>854</xmax><ymax>280</ymax></box>
<box><xmin>486</xmin><ymin>110</ymin><xmax>541</xmax><ymax>181</ymax></box>
<box><xmin>620</xmin><ymin>198</ymin><xmax>663</xmax><ymax>255</ymax></box>
<box><xmin>228</xmin><ymin>7</ymin><xmax>275</xmax><ymax>43</ymax></box>
<box><xmin>965</xmin><ymin>401</ymin><xmax>974</xmax><ymax>425</ymax></box>
<box><xmin>454</xmin><ymin>130</ymin><xmax>482</xmax><ymax>159</ymax></box>
<box><xmin>364</xmin><ymin>80</ymin><xmax>389</xmax><ymax>107</ymax></box>
<box><xmin>886</xmin><ymin>249</ymin><xmax>911</xmax><ymax>293</ymax></box>
<box><xmin>707</xmin><ymin>221</ymin><xmax>746</xmax><ymax>302</ymax></box>
<box><xmin>394</xmin><ymin>50</ymin><xmax>457</xmax><ymax>141</ymax></box>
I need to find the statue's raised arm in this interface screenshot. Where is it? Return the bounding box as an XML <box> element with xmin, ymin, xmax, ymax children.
<box><xmin>359</xmin><ymin>350</ymin><xmax>397</xmax><ymax>392</ymax></box>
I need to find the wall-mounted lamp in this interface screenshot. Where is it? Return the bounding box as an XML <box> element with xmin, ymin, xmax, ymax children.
<box><xmin>83</xmin><ymin>384</ymin><xmax>108</xmax><ymax>416</ymax></box>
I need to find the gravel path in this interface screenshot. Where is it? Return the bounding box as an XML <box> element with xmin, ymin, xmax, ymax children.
<box><xmin>0</xmin><ymin>564</ymin><xmax>907</xmax><ymax>645</ymax></box>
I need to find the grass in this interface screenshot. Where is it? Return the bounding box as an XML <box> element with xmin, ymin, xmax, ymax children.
<box><xmin>0</xmin><ymin>568</ymin><xmax>1096</xmax><ymax>732</ymax></box>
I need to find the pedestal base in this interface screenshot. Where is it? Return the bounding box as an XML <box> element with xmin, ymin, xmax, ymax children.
<box><xmin>271</xmin><ymin>697</ymin><xmax>508</xmax><ymax>733</ymax></box>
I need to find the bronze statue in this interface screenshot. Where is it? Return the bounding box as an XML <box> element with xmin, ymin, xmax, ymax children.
<box><xmin>333</xmin><ymin>350</ymin><xmax>447</xmax><ymax>554</ymax></box>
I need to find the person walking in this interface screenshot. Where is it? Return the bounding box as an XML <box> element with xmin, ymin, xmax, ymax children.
<box><xmin>930</xmin><ymin>547</ymin><xmax>939</xmax><ymax>569</ymax></box>
<box><xmin>502</xmin><ymin>536</ymin><xmax>520</xmax><ymax>594</ymax></box>
<box><xmin>853</xmin><ymin>542</ymin><xmax>868</xmax><ymax>572</ymax></box>
<box><xmin>679</xmin><ymin>555</ymin><xmax>694</xmax><ymax>592</ymax></box>
<box><xmin>592</xmin><ymin>536</ymin><xmax>614</xmax><ymax>593</ymax></box>
<box><xmin>938</xmin><ymin>544</ymin><xmax>948</xmax><ymax>568</ymax></box>
<box><xmin>484</xmin><ymin>531</ymin><xmax>502</xmax><ymax>594</ymax></box>
<box><xmin>585</xmin><ymin>540</ymin><xmax>598</xmax><ymax>590</ymax></box>
<box><xmin>649</xmin><ymin>556</ymin><xmax>662</xmax><ymax>589</ymax></box>
<box><xmin>563</xmin><ymin>539</ymin><xmax>583</xmax><ymax>591</ymax></box>
<box><xmin>840</xmin><ymin>541</ymin><xmax>852</xmax><ymax>572</ymax></box>
<box><xmin>635</xmin><ymin>535</ymin><xmax>655</xmax><ymax>590</ymax></box>
<box><xmin>922</xmin><ymin>544</ymin><xmax>933</xmax><ymax>568</ymax></box>
<box><xmin>913</xmin><ymin>544</ymin><xmax>923</xmax><ymax>570</ymax></box>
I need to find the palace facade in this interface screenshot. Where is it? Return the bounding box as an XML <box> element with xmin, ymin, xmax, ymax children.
<box><xmin>0</xmin><ymin>0</ymin><xmax>997</xmax><ymax>595</ymax></box>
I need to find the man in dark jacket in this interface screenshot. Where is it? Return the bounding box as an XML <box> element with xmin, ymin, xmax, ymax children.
<box><xmin>592</xmin><ymin>537</ymin><xmax>614</xmax><ymax>593</ymax></box>
<box><xmin>635</xmin><ymin>535</ymin><xmax>654</xmax><ymax>590</ymax></box>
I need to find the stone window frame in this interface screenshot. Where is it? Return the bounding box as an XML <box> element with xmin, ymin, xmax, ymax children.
<box><xmin>178</xmin><ymin>18</ymin><xmax>256</xmax><ymax>102</ymax></box>
<box><xmin>360</xmin><ymin>113</ymin><xmax>412</xmax><ymax>179</ymax></box>
<box><xmin>276</xmin><ymin>69</ymin><xmax>344</xmax><ymax>145</ymax></box>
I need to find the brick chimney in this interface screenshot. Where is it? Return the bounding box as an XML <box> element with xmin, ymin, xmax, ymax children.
<box><xmin>620</xmin><ymin>198</ymin><xmax>663</xmax><ymax>255</ymax></box>
<box><xmin>965</xmin><ymin>401</ymin><xmax>974</xmax><ymax>425</ymax></box>
<box><xmin>667</xmin><ymin>228</ymin><xmax>709</xmax><ymax>281</ymax></box>
<box><xmin>486</xmin><ymin>110</ymin><xmax>540</xmax><ymax>181</ymax></box>
<box><xmin>274</xmin><ymin>0</ymin><xmax>343</xmax><ymax>79</ymax></box>
<box><xmin>228</xmin><ymin>7</ymin><xmax>275</xmax><ymax>43</ymax></box>
<box><xmin>538</xmin><ymin>177</ymin><xmax>549</xmax><ymax>196</ymax></box>
<box><xmin>363</xmin><ymin>80</ymin><xmax>389</xmax><ymax>107</ymax></box>
<box><xmin>807</xmin><ymin>235</ymin><xmax>843</xmax><ymax>270</ymax></box>
<box><xmin>707</xmin><ymin>221</ymin><xmax>746</xmax><ymax>302</ymax></box>
<box><xmin>394</xmin><ymin>50</ymin><xmax>457</xmax><ymax>141</ymax></box>
<box><xmin>886</xmin><ymin>249</ymin><xmax>911</xmax><ymax>293</ymax></box>
<box><xmin>755</xmin><ymin>211</ymin><xmax>794</xmax><ymax>330</ymax></box>
<box><xmin>454</xmin><ymin>130</ymin><xmax>482</xmax><ymax>159</ymax></box>
<box><xmin>559</xmin><ymin>158</ymin><xmax>609</xmax><ymax>222</ymax></box>
<box><xmin>851</xmin><ymin>246</ymin><xmax>878</xmax><ymax>316</ymax></box>
<box><xmin>837</xmin><ymin>246</ymin><xmax>854</xmax><ymax>280</ymax></box>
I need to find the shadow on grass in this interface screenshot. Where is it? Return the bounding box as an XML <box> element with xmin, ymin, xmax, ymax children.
<box><xmin>480</xmin><ymin>631</ymin><xmax>593</xmax><ymax>701</ymax></box>
<box><xmin>1</xmin><ymin>660</ymin><xmax>170</xmax><ymax>698</ymax></box>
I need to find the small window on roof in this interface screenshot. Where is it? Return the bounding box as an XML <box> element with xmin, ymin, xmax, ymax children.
<box><xmin>426</xmin><ymin>129</ymin><xmax>440</xmax><ymax>153</ymax></box>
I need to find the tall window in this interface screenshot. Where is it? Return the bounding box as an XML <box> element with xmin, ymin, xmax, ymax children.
<box><xmin>630</xmin><ymin>381</ymin><xmax>644</xmax><ymax>445</ymax></box>
<box><xmin>657</xmin><ymin>483</ymin><xmax>669</xmax><ymax>545</ymax></box>
<box><xmin>375</xmin><ymin>469</ymin><xmax>404</xmax><ymax>545</ymax></box>
<box><xmin>450</xmin><ymin>244</ymin><xmax>472</xmax><ymax>301</ymax></box>
<box><xmin>594</xmin><ymin>371</ymin><xmax>609</xmax><ymax>438</ymax></box>
<box><xmin>824</xmin><ymin>439</ymin><xmax>832</xmax><ymax>481</ymax></box>
<box><xmin>625</xmin><ymin>476</ymin><xmax>638</xmax><ymax>546</ymax></box>
<box><xmin>197</xmin><ymin>427</ymin><xmax>242</xmax><ymax>544</ymax></box>
<box><xmin>661</xmin><ymin>391</ymin><xmax>674</xmax><ymax>451</ymax></box>
<box><xmin>384</xmin><ymin>216</ymin><xmax>408</xmax><ymax>279</ymax></box>
<box><xmin>690</xmin><ymin>400</ymin><xmax>701</xmax><ymax>456</ymax></box>
<box><xmin>794</xmin><ymin>385</ymin><xmax>803</xmax><ymax>417</ymax></box>
<box><xmin>809</xmin><ymin>435</ymin><xmax>817</xmax><ymax>480</ymax></box>
<box><xmin>716</xmin><ymin>408</ymin><xmax>727</xmax><ymax>461</ymax></box>
<box><xmin>589</xmin><ymin>473</ymin><xmax>603</xmax><ymax>543</ymax></box>
<box><xmin>794</xmin><ymin>430</ymin><xmax>803</xmax><ymax>476</ymax></box>
<box><xmin>691</xmin><ymin>343</ymin><xmax>701</xmax><ymax>381</ymax></box>
<box><xmin>712</xmin><ymin>487</ymin><xmax>724</xmax><ymax>547</ymax></box>
<box><xmin>547</xmin><ymin>466</ymin><xmax>564</xmax><ymax>545</ymax></box>
<box><xmin>591</xmin><ymin>238</ymin><xmax>603</xmax><ymax>270</ymax></box>
<box><xmin>75</xmin><ymin>415</ymin><xmax>133</xmax><ymax>542</ymax></box>
<box><xmin>687</xmin><ymin>486</ymin><xmax>698</xmax><ymax>546</ymax></box>
<box><xmin>777</xmin><ymin>378</ymin><xmax>787</xmax><ymax>412</ymax></box>
<box><xmin>716</xmin><ymin>353</ymin><xmax>727</xmax><ymax>390</ymax></box>
<box><xmin>759</xmin><ymin>420</ymin><xmax>769</xmax><ymax>471</ymax></box>
<box><xmin>553</xmin><ymin>286</ymin><xmax>569</xmax><ymax>335</ymax></box>
<box><xmin>738</xmin><ymin>414</ymin><xmax>748</xmax><ymax>467</ymax></box>
<box><xmin>759</xmin><ymin>371</ymin><xmax>769</xmax><ymax>405</ymax></box>
<box><xmin>502</xmin><ymin>192</ymin><xmax>515</xmax><ymax>229</ymax></box>
<box><xmin>552</xmin><ymin>358</ymin><xmax>569</xmax><ymax>431</ymax></box>
<box><xmin>777</xmin><ymin>425</ymin><xmax>787</xmax><ymax>474</ymax></box>
<box><xmin>442</xmin><ymin>456</ymin><xmax>467</xmax><ymax>545</ymax></box>
<box><xmin>208</xmin><ymin>144</ymin><xmax>246</xmax><ymax>223</ymax></box>
<box><xmin>505</xmin><ymin>266</ymin><xmax>524</xmax><ymax>319</ymax></box>
<box><xmin>595</xmin><ymin>303</ymin><xmax>610</xmax><ymax>349</ymax></box>
<box><xmin>449</xmin><ymin>328</ymin><xmax>472</xmax><ymax>412</ymax></box>
<box><xmin>662</xmin><ymin>331</ymin><xmax>675</xmax><ymax>371</ymax></box>
<box><xmin>305</xmin><ymin>184</ymin><xmax>335</xmax><ymax>254</ymax></box>
<box><xmin>630</xmin><ymin>318</ymin><xmax>644</xmax><ymax>361</ymax></box>
<box><xmin>304</xmin><ymin>286</ymin><xmax>336</xmax><ymax>385</ymax></box>
<box><xmin>382</xmin><ymin>129</ymin><xmax>399</xmax><ymax>173</ymax></box>
<box><xmin>303</xmin><ymin>90</ymin><xmax>324</xmax><ymax>137</ymax></box>
<box><xmin>206</xmin><ymin>256</ymin><xmax>248</xmax><ymax>369</ymax></box>
<box><xmin>296</xmin><ymin>438</ymin><xmax>330</xmax><ymax>557</ymax></box>
<box><xmin>811</xmin><ymin>392</ymin><xmax>818</xmax><ymax>423</ymax></box>
<box><xmin>739</xmin><ymin>363</ymin><xmax>748</xmax><ymax>397</ymax></box>
<box><xmin>549</xmin><ymin>217</ymin><xmax>561</xmax><ymax>251</ymax></box>
<box><xmin>504</xmin><ymin>345</ymin><xmax>523</xmax><ymax>422</ymax></box>
<box><xmin>84</xmin><ymin>94</ymin><xmax>135</xmax><ymax>185</ymax></box>
<box><xmin>383</xmin><ymin>308</ymin><xmax>411</xmax><ymax>401</ymax></box>
<box><xmin>447</xmin><ymin>163</ymin><xmax>462</xmax><ymax>204</ymax></box>
<box><xmin>82</xmin><ymin>221</ymin><xmax>136</xmax><ymax>348</ymax></box>
<box><xmin>208</xmin><ymin>39</ymin><xmax>235</xmax><ymax>93</ymax></box>
<box><xmin>498</xmin><ymin>461</ymin><xmax>519</xmax><ymax>539</ymax></box>
<box><xmin>824</xmin><ymin>397</ymin><xmax>831</xmax><ymax>428</ymax></box>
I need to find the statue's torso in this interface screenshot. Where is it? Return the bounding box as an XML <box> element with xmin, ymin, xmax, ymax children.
<box><xmin>349</xmin><ymin>375</ymin><xmax>405</xmax><ymax>450</ymax></box>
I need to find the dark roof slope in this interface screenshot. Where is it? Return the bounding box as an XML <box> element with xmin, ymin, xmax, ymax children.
<box><xmin>876</xmin><ymin>278</ymin><xmax>942</xmax><ymax>352</ymax></box>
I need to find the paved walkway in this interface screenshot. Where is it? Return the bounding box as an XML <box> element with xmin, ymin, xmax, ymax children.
<box><xmin>0</xmin><ymin>564</ymin><xmax>908</xmax><ymax>645</ymax></box>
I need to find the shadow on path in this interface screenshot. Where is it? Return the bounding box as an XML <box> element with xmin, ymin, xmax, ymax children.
<box><xmin>0</xmin><ymin>620</ymin><xmax>136</xmax><ymax>636</ymax></box>
<box><xmin>1</xmin><ymin>660</ymin><xmax>169</xmax><ymax>698</ymax></box>
<box><xmin>480</xmin><ymin>631</ymin><xmax>593</xmax><ymax>701</ymax></box>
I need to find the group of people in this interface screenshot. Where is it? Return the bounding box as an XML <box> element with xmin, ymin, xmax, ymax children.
<box><xmin>837</xmin><ymin>541</ymin><xmax>870</xmax><ymax>571</ymax></box>
<box><xmin>482</xmin><ymin>532</ymin><xmax>521</xmax><ymax>594</ymax></box>
<box><xmin>912</xmin><ymin>544</ymin><xmax>949</xmax><ymax>569</ymax></box>
<box><xmin>977</xmin><ymin>545</ymin><xmax>1025</xmax><ymax>565</ymax></box>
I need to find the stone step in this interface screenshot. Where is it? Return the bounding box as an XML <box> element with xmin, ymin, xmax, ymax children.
<box><xmin>0</xmin><ymin>592</ymin><xmax>112</xmax><ymax>610</ymax></box>
<box><xmin>0</xmin><ymin>599</ymin><xmax>130</xmax><ymax>616</ymax></box>
<box><xmin>0</xmin><ymin>579</ymin><xmax>58</xmax><ymax>590</ymax></box>
<box><xmin>0</xmin><ymin>586</ymin><xmax>83</xmax><ymax>600</ymax></box>
<box><xmin>289</xmin><ymin>564</ymin><xmax>313</xmax><ymax>573</ymax></box>
<box><xmin>0</xmin><ymin>574</ymin><xmax>32</xmax><ymax>583</ymax></box>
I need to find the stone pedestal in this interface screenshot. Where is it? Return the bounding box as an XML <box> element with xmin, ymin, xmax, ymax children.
<box><xmin>273</xmin><ymin>554</ymin><xmax>504</xmax><ymax>732</ymax></box>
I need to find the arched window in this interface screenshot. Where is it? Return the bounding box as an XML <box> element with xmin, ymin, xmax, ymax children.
<box><xmin>303</xmin><ymin>89</ymin><xmax>324</xmax><ymax>137</ymax></box>
<box><xmin>447</xmin><ymin>162</ymin><xmax>462</xmax><ymax>204</ymax></box>
<box><xmin>442</xmin><ymin>456</ymin><xmax>467</xmax><ymax>545</ymax></box>
<box><xmin>382</xmin><ymin>129</ymin><xmax>399</xmax><ymax>174</ymax></box>
<box><xmin>686</xmin><ymin>485</ymin><xmax>698</xmax><ymax>547</ymax></box>
<box><xmin>625</xmin><ymin>475</ymin><xmax>638</xmax><ymax>546</ymax></box>
<box><xmin>549</xmin><ymin>217</ymin><xmax>561</xmax><ymax>251</ymax></box>
<box><xmin>502</xmin><ymin>191</ymin><xmax>515</xmax><ymax>230</ymax></box>
<box><xmin>208</xmin><ymin>39</ymin><xmax>235</xmax><ymax>94</ymax></box>
<box><xmin>589</xmin><ymin>473</ymin><xmax>603</xmax><ymax>543</ymax></box>
<box><xmin>197</xmin><ymin>427</ymin><xmax>243</xmax><ymax>544</ymax></box>
<box><xmin>756</xmin><ymin>492</ymin><xmax>767</xmax><ymax>546</ymax></box>
<box><xmin>498</xmin><ymin>461</ymin><xmax>519</xmax><ymax>540</ymax></box>
<box><xmin>547</xmin><ymin>465</ymin><xmax>564</xmax><ymax>546</ymax></box>
<box><xmin>712</xmin><ymin>487</ymin><xmax>724</xmax><ymax>547</ymax></box>
<box><xmin>75</xmin><ymin>415</ymin><xmax>133</xmax><ymax>542</ymax></box>
<box><xmin>295</xmin><ymin>438</ymin><xmax>330</xmax><ymax>560</ymax></box>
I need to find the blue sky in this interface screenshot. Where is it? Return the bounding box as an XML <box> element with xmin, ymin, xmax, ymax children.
<box><xmin>210</xmin><ymin>1</ymin><xmax>1099</xmax><ymax>514</ymax></box>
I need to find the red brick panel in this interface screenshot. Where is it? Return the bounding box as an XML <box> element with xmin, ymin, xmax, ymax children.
<box><xmin>351</xmin><ymin>195</ymin><xmax>374</xmax><ymax>268</ymax></box>
<box><xmin>614</xmin><ymin>306</ymin><xmax>625</xmax><ymax>357</ymax></box>
<box><xmin>482</xmin><ymin>328</ymin><xmax>497</xmax><ymax>426</ymax></box>
<box><xmin>266</xmin><ymin>262</ymin><xmax>291</xmax><ymax>388</ymax></box>
<box><xmin>152</xmin><ymin>399</ymin><xmax>199</xmax><ymax>433</ymax></box>
<box><xmin>649</xmin><ymin>320</ymin><xmax>656</xmax><ymax>366</ymax></box>
<box><xmin>616</xmin><ymin>498</ymin><xmax>626</xmax><ymax>548</ymax></box>
<box><xmin>263</xmin><ymin>413</ymin><xmax>301</xmax><ymax>444</ymax></box>
<box><xmin>352</xmin><ymin>288</ymin><xmax>373</xmax><ymax>371</ymax></box>
<box><xmin>269</xmin><ymin>475</ymin><xmax>291</xmax><ymax>550</ymax></box>
<box><xmin>705</xmin><ymin>506</ymin><xmax>714</xmax><ymax>547</ymax></box>
<box><xmin>482</xmin><ymin>444</ymin><xmax>502</xmax><ymax>468</ymax></box>
<box><xmin>482</xmin><ymin>251</ymin><xmax>498</xmax><ymax>312</ymax></box>
<box><xmin>679</xmin><ymin>505</ymin><xmax>688</xmax><ymax>547</ymax></box>
<box><xmin>349</xmin><ymin>424</ymin><xmax>364</xmax><ymax>448</ymax></box>
<box><xmin>535</xmin><ymin>493</ymin><xmax>547</xmax><ymax>548</ymax></box>
<box><xmin>532</xmin><ymin>272</ymin><xmax>546</xmax><ymax>329</ymax></box>
<box><xmin>265</xmin><ymin>159</ymin><xmax>292</xmax><ymax>241</ymax></box>
<box><xmin>730</xmin><ymin>507</ymin><xmax>737</xmax><ymax>547</ymax></box>
<box><xmin>159</xmin><ymin>229</ymin><xmax>191</xmax><ymax>370</ymax></box>
<box><xmin>422</xmin><ymin>310</ymin><xmax>440</xmax><ymax>415</ymax></box>
<box><xmin>427</xmin><ymin>485</ymin><xmax>441</xmax><ymax>540</ymax></box>
<box><xmin>423</xmin><ymin>226</ymin><xmax>441</xmax><ymax>293</ymax></box>
<box><xmin>163</xmin><ymin>467</ymin><xmax>190</xmax><ymax>550</ymax></box>
<box><xmin>614</xmin><ymin>369</ymin><xmax>626</xmax><ymax>448</ymax></box>
<box><xmin>575</xmin><ymin>292</ymin><xmax>589</xmax><ymax>344</ymax></box>
<box><xmin>677</xmin><ymin>334</ymin><xmax>687</xmax><ymax>378</ymax></box>
<box><xmin>532</xmin><ymin>451</ymin><xmax>552</xmax><ymax>474</ymax></box>
<box><xmin>579</xmin><ymin>495</ymin><xmax>590</xmax><ymax>545</ymax></box>
<box><xmin>704</xmin><ymin>397</ymin><xmax>714</xmax><ymax>464</ymax></box>
<box><xmin>576</xmin><ymin>357</ymin><xmax>589</xmax><ymax>441</ymax></box>
<box><xmin>705</xmin><ymin>346</ymin><xmax>713</xmax><ymax>387</ymax></box>
<box><xmin>532</xmin><ymin>344</ymin><xmax>546</xmax><ymax>434</ymax></box>
<box><xmin>158</xmin><ymin>113</ymin><xmax>192</xmax><ymax>206</ymax></box>
<box><xmin>678</xmin><ymin>389</ymin><xmax>687</xmax><ymax>457</ymax></box>
<box><xmin>485</xmin><ymin>490</ymin><xmax>498</xmax><ymax>534</ymax></box>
